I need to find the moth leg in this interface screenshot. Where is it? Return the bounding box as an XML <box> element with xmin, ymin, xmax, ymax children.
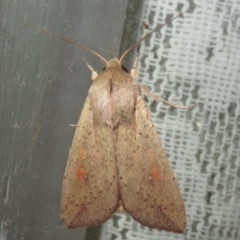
<box><xmin>82</xmin><ymin>58</ymin><xmax>98</xmax><ymax>80</ymax></box>
<box><xmin>140</xmin><ymin>84</ymin><xmax>197</xmax><ymax>109</ymax></box>
<box><xmin>130</xmin><ymin>45</ymin><xmax>140</xmax><ymax>80</ymax></box>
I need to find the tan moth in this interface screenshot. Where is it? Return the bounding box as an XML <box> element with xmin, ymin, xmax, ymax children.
<box><xmin>26</xmin><ymin>11</ymin><xmax>194</xmax><ymax>233</ymax></box>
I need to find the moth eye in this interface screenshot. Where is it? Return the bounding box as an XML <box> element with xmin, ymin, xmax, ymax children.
<box><xmin>121</xmin><ymin>65</ymin><xmax>128</xmax><ymax>73</ymax></box>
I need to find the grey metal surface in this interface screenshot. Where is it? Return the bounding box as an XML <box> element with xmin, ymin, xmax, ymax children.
<box><xmin>0</xmin><ymin>1</ymin><xmax>131</xmax><ymax>239</ymax></box>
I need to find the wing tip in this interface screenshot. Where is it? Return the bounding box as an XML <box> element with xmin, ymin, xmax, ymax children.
<box><xmin>134</xmin><ymin>217</ymin><xmax>187</xmax><ymax>233</ymax></box>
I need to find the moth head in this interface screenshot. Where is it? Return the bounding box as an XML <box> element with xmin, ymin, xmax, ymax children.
<box><xmin>102</xmin><ymin>59</ymin><xmax>128</xmax><ymax>73</ymax></box>
<box><xmin>106</xmin><ymin>59</ymin><xmax>121</xmax><ymax>69</ymax></box>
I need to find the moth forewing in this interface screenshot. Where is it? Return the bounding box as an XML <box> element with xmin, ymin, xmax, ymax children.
<box><xmin>61</xmin><ymin>97</ymin><xmax>119</xmax><ymax>227</ymax></box>
<box><xmin>116</xmin><ymin>95</ymin><xmax>186</xmax><ymax>233</ymax></box>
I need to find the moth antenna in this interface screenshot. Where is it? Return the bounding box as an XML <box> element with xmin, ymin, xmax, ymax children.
<box><xmin>24</xmin><ymin>23</ymin><xmax>108</xmax><ymax>64</ymax></box>
<box><xmin>119</xmin><ymin>11</ymin><xmax>187</xmax><ymax>63</ymax></box>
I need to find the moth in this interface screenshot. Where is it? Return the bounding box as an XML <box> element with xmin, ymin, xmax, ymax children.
<box><xmin>26</xmin><ymin>11</ymin><xmax>193</xmax><ymax>233</ymax></box>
